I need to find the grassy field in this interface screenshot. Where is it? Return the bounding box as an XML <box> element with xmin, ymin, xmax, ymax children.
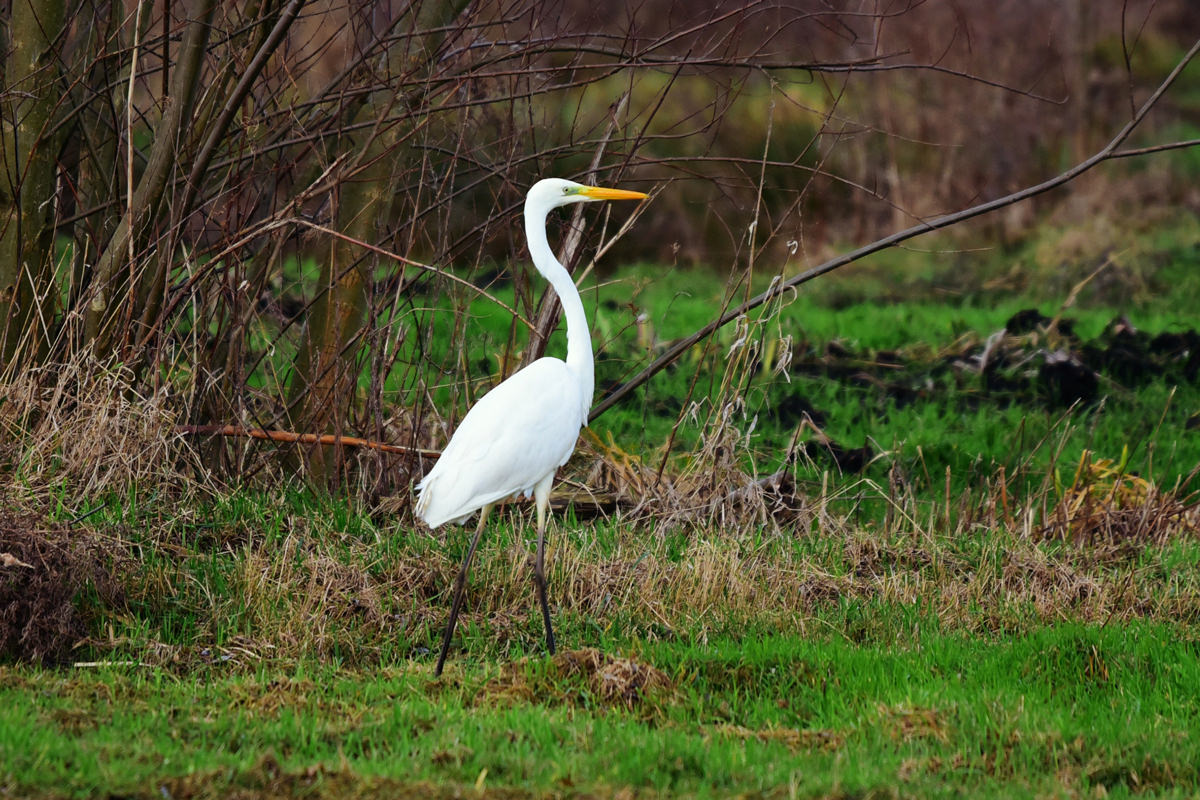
<box><xmin>2</xmin><ymin>216</ymin><xmax>1200</xmax><ymax>797</ymax></box>
<box><xmin>424</xmin><ymin>212</ymin><xmax>1200</xmax><ymax>498</ymax></box>
<box><xmin>5</xmin><ymin>624</ymin><xmax>1200</xmax><ymax>798</ymax></box>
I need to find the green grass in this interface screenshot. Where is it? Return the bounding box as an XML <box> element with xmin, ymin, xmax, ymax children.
<box><xmin>4</xmin><ymin>216</ymin><xmax>1200</xmax><ymax>797</ymax></box>
<box><xmin>4</xmin><ymin>623</ymin><xmax>1198</xmax><ymax>798</ymax></box>
<box><xmin>394</xmin><ymin>212</ymin><xmax>1200</xmax><ymax>505</ymax></box>
<box><xmin>5</xmin><ymin>464</ymin><xmax>1200</xmax><ymax>797</ymax></box>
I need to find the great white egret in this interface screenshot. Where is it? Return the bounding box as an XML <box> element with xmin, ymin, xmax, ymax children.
<box><xmin>416</xmin><ymin>177</ymin><xmax>647</xmax><ymax>675</ymax></box>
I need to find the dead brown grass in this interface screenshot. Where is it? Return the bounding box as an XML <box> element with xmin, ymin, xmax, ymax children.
<box><xmin>477</xmin><ymin>647</ymin><xmax>673</xmax><ymax>711</ymax></box>
<box><xmin>875</xmin><ymin>703</ymin><xmax>951</xmax><ymax>744</ymax></box>
<box><xmin>0</xmin><ymin>511</ymin><xmax>126</xmax><ymax>664</ymax></box>
<box><xmin>2</xmin><ymin>351</ymin><xmax>1197</xmax><ymax>671</ymax></box>
<box><xmin>156</xmin><ymin>753</ymin><xmax>558</xmax><ymax>800</ymax></box>
<box><xmin>412</xmin><ymin>480</ymin><xmax>1200</xmax><ymax>660</ymax></box>
<box><xmin>575</xmin><ymin>404</ymin><xmax>815</xmax><ymax>536</ymax></box>
<box><xmin>4</xmin><ymin>467</ymin><xmax>1195</xmax><ymax>671</ymax></box>
<box><xmin>711</xmin><ymin>722</ymin><xmax>845</xmax><ymax>752</ymax></box>
<box><xmin>0</xmin><ymin>352</ymin><xmax>192</xmax><ymax>501</ymax></box>
<box><xmin>1040</xmin><ymin>450</ymin><xmax>1200</xmax><ymax>546</ymax></box>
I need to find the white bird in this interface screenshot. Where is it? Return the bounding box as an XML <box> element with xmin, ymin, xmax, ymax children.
<box><xmin>416</xmin><ymin>177</ymin><xmax>647</xmax><ymax>675</ymax></box>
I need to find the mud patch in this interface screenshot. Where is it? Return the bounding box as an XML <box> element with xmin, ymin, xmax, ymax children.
<box><xmin>783</xmin><ymin>312</ymin><xmax>1200</xmax><ymax>426</ymax></box>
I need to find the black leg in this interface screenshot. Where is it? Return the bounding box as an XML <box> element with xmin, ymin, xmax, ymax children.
<box><xmin>532</xmin><ymin>486</ymin><xmax>556</xmax><ymax>655</ymax></box>
<box><xmin>435</xmin><ymin>506</ymin><xmax>490</xmax><ymax>676</ymax></box>
<box><xmin>532</xmin><ymin>522</ymin><xmax>554</xmax><ymax>652</ymax></box>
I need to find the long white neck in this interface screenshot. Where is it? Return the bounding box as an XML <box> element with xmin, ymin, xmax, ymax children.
<box><xmin>524</xmin><ymin>201</ymin><xmax>594</xmax><ymax>421</ymax></box>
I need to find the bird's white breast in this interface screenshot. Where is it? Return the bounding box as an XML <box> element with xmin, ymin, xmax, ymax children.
<box><xmin>415</xmin><ymin>358</ymin><xmax>586</xmax><ymax>528</ymax></box>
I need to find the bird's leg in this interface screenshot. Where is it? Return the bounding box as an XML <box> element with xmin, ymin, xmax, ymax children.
<box><xmin>532</xmin><ymin>480</ymin><xmax>556</xmax><ymax>656</ymax></box>
<box><xmin>435</xmin><ymin>504</ymin><xmax>491</xmax><ymax>676</ymax></box>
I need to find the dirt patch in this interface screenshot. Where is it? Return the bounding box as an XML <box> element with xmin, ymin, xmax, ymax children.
<box><xmin>0</xmin><ymin>511</ymin><xmax>125</xmax><ymax>665</ymax></box>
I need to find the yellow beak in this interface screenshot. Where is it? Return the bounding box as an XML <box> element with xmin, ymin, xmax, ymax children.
<box><xmin>577</xmin><ymin>185</ymin><xmax>648</xmax><ymax>201</ymax></box>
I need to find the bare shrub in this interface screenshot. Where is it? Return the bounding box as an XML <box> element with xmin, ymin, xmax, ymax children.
<box><xmin>0</xmin><ymin>0</ymin><xmax>1195</xmax><ymax>498</ymax></box>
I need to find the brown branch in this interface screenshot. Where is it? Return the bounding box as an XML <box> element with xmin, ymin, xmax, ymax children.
<box><xmin>590</xmin><ymin>35</ymin><xmax>1200</xmax><ymax>423</ymax></box>
<box><xmin>144</xmin><ymin>216</ymin><xmax>535</xmax><ymax>350</ymax></box>
<box><xmin>1109</xmin><ymin>138</ymin><xmax>1200</xmax><ymax>159</ymax></box>
<box><xmin>176</xmin><ymin>425</ymin><xmax>441</xmax><ymax>458</ymax></box>
<box><xmin>446</xmin><ymin>41</ymin><xmax>1065</xmax><ymax>104</ymax></box>
<box><xmin>83</xmin><ymin>0</ymin><xmax>218</xmax><ymax>348</ymax></box>
<box><xmin>178</xmin><ymin>0</ymin><xmax>308</xmax><ymax>220</ymax></box>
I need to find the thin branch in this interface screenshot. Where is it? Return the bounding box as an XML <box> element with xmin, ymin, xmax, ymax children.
<box><xmin>179</xmin><ymin>0</ymin><xmax>308</xmax><ymax>219</ymax></box>
<box><xmin>590</xmin><ymin>36</ymin><xmax>1200</xmax><ymax>423</ymax></box>
<box><xmin>1109</xmin><ymin>138</ymin><xmax>1200</xmax><ymax>159</ymax></box>
<box><xmin>145</xmin><ymin>216</ymin><xmax>536</xmax><ymax>349</ymax></box>
<box><xmin>176</xmin><ymin>424</ymin><xmax>440</xmax><ymax>458</ymax></box>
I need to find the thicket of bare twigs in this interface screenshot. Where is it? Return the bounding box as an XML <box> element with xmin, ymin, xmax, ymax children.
<box><xmin>1</xmin><ymin>0</ymin><xmax>1198</xmax><ymax>507</ymax></box>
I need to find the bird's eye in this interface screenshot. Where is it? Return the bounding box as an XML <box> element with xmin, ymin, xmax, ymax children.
<box><xmin>562</xmin><ymin>187</ymin><xmax>570</xmax><ymax>194</ymax></box>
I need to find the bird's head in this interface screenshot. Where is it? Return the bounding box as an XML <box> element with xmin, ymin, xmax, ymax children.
<box><xmin>526</xmin><ymin>178</ymin><xmax>647</xmax><ymax>213</ymax></box>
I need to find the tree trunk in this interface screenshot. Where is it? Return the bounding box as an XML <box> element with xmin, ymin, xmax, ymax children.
<box><xmin>83</xmin><ymin>0</ymin><xmax>217</xmax><ymax>353</ymax></box>
<box><xmin>285</xmin><ymin>168</ymin><xmax>382</xmax><ymax>483</ymax></box>
<box><xmin>0</xmin><ymin>0</ymin><xmax>68</xmax><ymax>366</ymax></box>
<box><xmin>285</xmin><ymin>0</ymin><xmax>472</xmax><ymax>486</ymax></box>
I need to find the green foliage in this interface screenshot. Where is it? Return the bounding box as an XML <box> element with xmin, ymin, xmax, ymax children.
<box><xmin>1156</xmin><ymin>123</ymin><xmax>1200</xmax><ymax>179</ymax></box>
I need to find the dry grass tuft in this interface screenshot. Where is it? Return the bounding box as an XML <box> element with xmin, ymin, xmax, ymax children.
<box><xmin>576</xmin><ymin>419</ymin><xmax>813</xmax><ymax>537</ymax></box>
<box><xmin>574</xmin><ymin>300</ymin><xmax>825</xmax><ymax>537</ymax></box>
<box><xmin>875</xmin><ymin>703</ymin><xmax>951</xmax><ymax>743</ymax></box>
<box><xmin>226</xmin><ymin>677</ymin><xmax>320</xmax><ymax>718</ymax></box>
<box><xmin>0</xmin><ymin>352</ymin><xmax>192</xmax><ymax>501</ymax></box>
<box><xmin>556</xmin><ymin>647</ymin><xmax>673</xmax><ymax>706</ymax></box>
<box><xmin>479</xmin><ymin>647</ymin><xmax>672</xmax><ymax>710</ymax></box>
<box><xmin>432</xmin><ymin>485</ymin><xmax>1200</xmax><ymax>649</ymax></box>
<box><xmin>43</xmin><ymin>471</ymin><xmax>1198</xmax><ymax>670</ymax></box>
<box><xmin>158</xmin><ymin>752</ymin><xmax>552</xmax><ymax>800</ymax></box>
<box><xmin>1041</xmin><ymin>450</ymin><xmax>1199</xmax><ymax>546</ymax></box>
<box><xmin>711</xmin><ymin>722</ymin><xmax>845</xmax><ymax>752</ymax></box>
<box><xmin>1001</xmin><ymin>548</ymin><xmax>1099</xmax><ymax>613</ymax></box>
<box><xmin>238</xmin><ymin>543</ymin><xmax>387</xmax><ymax>653</ymax></box>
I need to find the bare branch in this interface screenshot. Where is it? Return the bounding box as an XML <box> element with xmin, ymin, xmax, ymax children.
<box><xmin>590</xmin><ymin>36</ymin><xmax>1200</xmax><ymax>423</ymax></box>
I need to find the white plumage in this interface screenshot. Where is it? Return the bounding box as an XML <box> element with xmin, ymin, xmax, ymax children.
<box><xmin>415</xmin><ymin>357</ymin><xmax>583</xmax><ymax>528</ymax></box>
<box><xmin>416</xmin><ymin>177</ymin><xmax>647</xmax><ymax>675</ymax></box>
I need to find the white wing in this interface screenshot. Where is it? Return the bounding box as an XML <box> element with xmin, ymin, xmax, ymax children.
<box><xmin>415</xmin><ymin>357</ymin><xmax>585</xmax><ymax>527</ymax></box>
